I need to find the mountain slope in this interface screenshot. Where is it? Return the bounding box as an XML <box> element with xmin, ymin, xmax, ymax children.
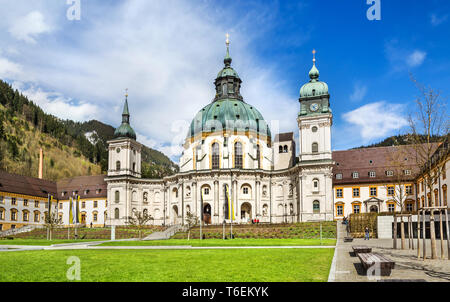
<box><xmin>355</xmin><ymin>134</ymin><xmax>445</xmax><ymax>149</ymax></box>
<box><xmin>0</xmin><ymin>79</ymin><xmax>178</xmax><ymax>180</ymax></box>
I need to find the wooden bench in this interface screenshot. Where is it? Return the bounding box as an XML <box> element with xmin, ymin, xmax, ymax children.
<box><xmin>352</xmin><ymin>245</ymin><xmax>372</xmax><ymax>254</ymax></box>
<box><xmin>358</xmin><ymin>253</ymin><xmax>395</xmax><ymax>276</ymax></box>
<box><xmin>344</xmin><ymin>237</ymin><xmax>353</xmax><ymax>242</ymax></box>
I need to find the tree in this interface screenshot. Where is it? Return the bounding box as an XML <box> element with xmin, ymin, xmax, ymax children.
<box><xmin>407</xmin><ymin>75</ymin><xmax>449</xmax><ymax>259</ymax></box>
<box><xmin>383</xmin><ymin>145</ymin><xmax>415</xmax><ymax>249</ymax></box>
<box><xmin>43</xmin><ymin>212</ymin><xmax>63</xmax><ymax>241</ymax></box>
<box><xmin>124</xmin><ymin>210</ymin><xmax>154</xmax><ymax>239</ymax></box>
<box><xmin>185</xmin><ymin>211</ymin><xmax>199</xmax><ymax>240</ymax></box>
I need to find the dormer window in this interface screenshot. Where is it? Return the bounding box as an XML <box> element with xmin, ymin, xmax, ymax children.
<box><xmin>352</xmin><ymin>172</ymin><xmax>359</xmax><ymax>179</ymax></box>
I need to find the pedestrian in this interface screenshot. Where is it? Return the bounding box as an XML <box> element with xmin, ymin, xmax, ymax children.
<box><xmin>364</xmin><ymin>226</ymin><xmax>370</xmax><ymax>240</ymax></box>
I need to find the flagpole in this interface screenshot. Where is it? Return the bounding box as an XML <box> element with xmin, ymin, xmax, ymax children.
<box><xmin>200</xmin><ymin>190</ymin><xmax>203</xmax><ymax>241</ymax></box>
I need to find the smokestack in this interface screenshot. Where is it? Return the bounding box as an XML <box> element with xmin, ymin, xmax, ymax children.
<box><xmin>38</xmin><ymin>148</ymin><xmax>43</xmax><ymax>179</ymax></box>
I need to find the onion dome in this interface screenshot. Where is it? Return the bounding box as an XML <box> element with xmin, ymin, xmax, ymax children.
<box><xmin>114</xmin><ymin>92</ymin><xmax>137</xmax><ymax>140</ymax></box>
<box><xmin>300</xmin><ymin>50</ymin><xmax>329</xmax><ymax>98</ymax></box>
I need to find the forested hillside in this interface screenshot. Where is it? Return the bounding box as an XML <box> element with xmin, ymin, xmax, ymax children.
<box><xmin>0</xmin><ymin>80</ymin><xmax>178</xmax><ymax>180</ymax></box>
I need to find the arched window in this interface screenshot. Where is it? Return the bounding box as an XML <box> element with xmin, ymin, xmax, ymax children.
<box><xmin>313</xmin><ymin>200</ymin><xmax>320</xmax><ymax>213</ymax></box>
<box><xmin>283</xmin><ymin>145</ymin><xmax>288</xmax><ymax>153</ymax></box>
<box><xmin>186</xmin><ymin>205</ymin><xmax>191</xmax><ymax>214</ymax></box>
<box><xmin>132</xmin><ymin>191</ymin><xmax>137</xmax><ymax>202</ymax></box>
<box><xmin>312</xmin><ymin>143</ymin><xmax>318</xmax><ymax>153</ymax></box>
<box><xmin>212</xmin><ymin>143</ymin><xmax>220</xmax><ymax>169</ymax></box>
<box><xmin>0</xmin><ymin>207</ymin><xmax>5</xmax><ymax>220</ymax></box>
<box><xmin>10</xmin><ymin>209</ymin><xmax>18</xmax><ymax>221</ymax></box>
<box><xmin>116</xmin><ymin>161</ymin><xmax>121</xmax><ymax>171</ymax></box>
<box><xmin>256</xmin><ymin>144</ymin><xmax>261</xmax><ymax>169</ymax></box>
<box><xmin>279</xmin><ymin>145</ymin><xmax>283</xmax><ymax>153</ymax></box>
<box><xmin>115</xmin><ymin>191</ymin><xmax>120</xmax><ymax>203</ymax></box>
<box><xmin>34</xmin><ymin>211</ymin><xmax>40</xmax><ymax>222</ymax></box>
<box><xmin>114</xmin><ymin>208</ymin><xmax>120</xmax><ymax>219</ymax></box>
<box><xmin>133</xmin><ymin>162</ymin><xmax>136</xmax><ymax>172</ymax></box>
<box><xmin>234</xmin><ymin>142</ymin><xmax>243</xmax><ymax>169</ymax></box>
<box><xmin>23</xmin><ymin>210</ymin><xmax>29</xmax><ymax>222</ymax></box>
<box><xmin>443</xmin><ymin>185</ymin><xmax>448</xmax><ymax>206</ymax></box>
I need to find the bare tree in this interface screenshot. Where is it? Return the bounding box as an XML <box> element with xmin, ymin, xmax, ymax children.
<box><xmin>383</xmin><ymin>145</ymin><xmax>414</xmax><ymax>249</ymax></box>
<box><xmin>185</xmin><ymin>211</ymin><xmax>199</xmax><ymax>240</ymax></box>
<box><xmin>125</xmin><ymin>210</ymin><xmax>154</xmax><ymax>240</ymax></box>
<box><xmin>43</xmin><ymin>212</ymin><xmax>63</xmax><ymax>241</ymax></box>
<box><xmin>407</xmin><ymin>75</ymin><xmax>449</xmax><ymax>259</ymax></box>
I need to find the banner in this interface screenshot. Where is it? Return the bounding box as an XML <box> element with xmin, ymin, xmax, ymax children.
<box><xmin>69</xmin><ymin>197</ymin><xmax>73</xmax><ymax>225</ymax></box>
<box><xmin>224</xmin><ymin>184</ymin><xmax>234</xmax><ymax>221</ymax></box>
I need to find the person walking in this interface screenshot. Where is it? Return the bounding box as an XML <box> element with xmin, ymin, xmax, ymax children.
<box><xmin>364</xmin><ymin>226</ymin><xmax>370</xmax><ymax>240</ymax></box>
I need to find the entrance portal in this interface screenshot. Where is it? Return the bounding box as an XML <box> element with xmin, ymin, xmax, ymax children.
<box><xmin>172</xmin><ymin>205</ymin><xmax>179</xmax><ymax>225</ymax></box>
<box><xmin>241</xmin><ymin>202</ymin><xmax>252</xmax><ymax>223</ymax></box>
<box><xmin>370</xmin><ymin>205</ymin><xmax>378</xmax><ymax>213</ymax></box>
<box><xmin>203</xmin><ymin>203</ymin><xmax>211</xmax><ymax>224</ymax></box>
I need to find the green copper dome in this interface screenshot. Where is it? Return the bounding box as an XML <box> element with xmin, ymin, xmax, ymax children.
<box><xmin>188</xmin><ymin>98</ymin><xmax>271</xmax><ymax>138</ymax></box>
<box><xmin>300</xmin><ymin>63</ymin><xmax>329</xmax><ymax>98</ymax></box>
<box><xmin>188</xmin><ymin>39</ymin><xmax>271</xmax><ymax>139</ymax></box>
<box><xmin>114</xmin><ymin>98</ymin><xmax>137</xmax><ymax>140</ymax></box>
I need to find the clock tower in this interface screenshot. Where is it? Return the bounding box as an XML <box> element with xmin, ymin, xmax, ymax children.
<box><xmin>297</xmin><ymin>50</ymin><xmax>332</xmax><ymax>162</ymax></box>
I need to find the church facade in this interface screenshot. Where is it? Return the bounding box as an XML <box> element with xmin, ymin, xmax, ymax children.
<box><xmin>105</xmin><ymin>42</ymin><xmax>335</xmax><ymax>226</ymax></box>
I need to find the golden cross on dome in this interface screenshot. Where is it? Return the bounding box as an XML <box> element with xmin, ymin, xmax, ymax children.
<box><xmin>226</xmin><ymin>33</ymin><xmax>230</xmax><ymax>46</ymax></box>
<box><xmin>125</xmin><ymin>88</ymin><xmax>128</xmax><ymax>98</ymax></box>
<box><xmin>312</xmin><ymin>49</ymin><xmax>316</xmax><ymax>63</ymax></box>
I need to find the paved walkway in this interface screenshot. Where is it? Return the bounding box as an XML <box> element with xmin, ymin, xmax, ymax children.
<box><xmin>330</xmin><ymin>222</ymin><xmax>450</xmax><ymax>282</ymax></box>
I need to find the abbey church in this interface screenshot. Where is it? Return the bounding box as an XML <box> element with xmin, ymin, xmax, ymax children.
<box><xmin>106</xmin><ymin>41</ymin><xmax>334</xmax><ymax>226</ymax></box>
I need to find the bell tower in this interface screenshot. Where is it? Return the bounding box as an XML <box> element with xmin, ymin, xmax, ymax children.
<box><xmin>107</xmin><ymin>90</ymin><xmax>142</xmax><ymax>178</ymax></box>
<box><xmin>297</xmin><ymin>50</ymin><xmax>332</xmax><ymax>162</ymax></box>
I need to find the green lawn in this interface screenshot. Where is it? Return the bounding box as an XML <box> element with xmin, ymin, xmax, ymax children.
<box><xmin>0</xmin><ymin>248</ymin><xmax>334</xmax><ymax>282</ymax></box>
<box><xmin>100</xmin><ymin>238</ymin><xmax>336</xmax><ymax>247</ymax></box>
<box><xmin>0</xmin><ymin>239</ymin><xmax>104</xmax><ymax>246</ymax></box>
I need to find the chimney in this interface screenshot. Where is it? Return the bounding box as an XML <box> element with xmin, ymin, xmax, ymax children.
<box><xmin>38</xmin><ymin>148</ymin><xmax>43</xmax><ymax>179</ymax></box>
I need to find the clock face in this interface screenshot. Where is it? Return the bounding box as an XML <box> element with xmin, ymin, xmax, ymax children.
<box><xmin>310</xmin><ymin>103</ymin><xmax>319</xmax><ymax>112</ymax></box>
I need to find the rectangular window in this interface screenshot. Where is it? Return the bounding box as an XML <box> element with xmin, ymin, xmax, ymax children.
<box><xmin>406</xmin><ymin>185</ymin><xmax>412</xmax><ymax>195</ymax></box>
<box><xmin>243</xmin><ymin>187</ymin><xmax>249</xmax><ymax>195</ymax></box>
<box><xmin>35</xmin><ymin>201</ymin><xmax>39</xmax><ymax>208</ymax></box>
<box><xmin>352</xmin><ymin>172</ymin><xmax>359</xmax><ymax>179</ymax></box>
<box><xmin>204</xmin><ymin>188</ymin><xmax>210</xmax><ymax>195</ymax></box>
<box><xmin>404</xmin><ymin>170</ymin><xmax>411</xmax><ymax>176</ymax></box>
<box><xmin>388</xmin><ymin>204</ymin><xmax>395</xmax><ymax>212</ymax></box>
<box><xmin>93</xmin><ymin>213</ymin><xmax>98</xmax><ymax>222</ymax></box>
<box><xmin>0</xmin><ymin>196</ymin><xmax>3</xmax><ymax>204</ymax></box>
<box><xmin>369</xmin><ymin>187</ymin><xmax>377</xmax><ymax>197</ymax></box>
<box><xmin>336</xmin><ymin>205</ymin><xmax>343</xmax><ymax>216</ymax></box>
<box><xmin>387</xmin><ymin>186</ymin><xmax>395</xmax><ymax>196</ymax></box>
<box><xmin>336</xmin><ymin>188</ymin><xmax>343</xmax><ymax>198</ymax></box>
<box><xmin>386</xmin><ymin>170</ymin><xmax>394</xmax><ymax>177</ymax></box>
<box><xmin>23</xmin><ymin>199</ymin><xmax>28</xmax><ymax>207</ymax></box>
<box><xmin>59</xmin><ymin>203</ymin><xmax>63</xmax><ymax>209</ymax></box>
<box><xmin>335</xmin><ymin>173</ymin><xmax>342</xmax><ymax>180</ymax></box>
<box><xmin>352</xmin><ymin>187</ymin><xmax>360</xmax><ymax>198</ymax></box>
<box><xmin>11</xmin><ymin>198</ymin><xmax>16</xmax><ymax>206</ymax></box>
<box><xmin>406</xmin><ymin>203</ymin><xmax>413</xmax><ymax>212</ymax></box>
<box><xmin>82</xmin><ymin>202</ymin><xmax>86</xmax><ymax>209</ymax></box>
<box><xmin>353</xmin><ymin>204</ymin><xmax>360</xmax><ymax>214</ymax></box>
<box><xmin>94</xmin><ymin>201</ymin><xmax>98</xmax><ymax>208</ymax></box>
<box><xmin>369</xmin><ymin>171</ymin><xmax>376</xmax><ymax>178</ymax></box>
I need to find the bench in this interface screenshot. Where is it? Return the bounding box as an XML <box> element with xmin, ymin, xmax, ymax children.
<box><xmin>358</xmin><ymin>253</ymin><xmax>395</xmax><ymax>276</ymax></box>
<box><xmin>352</xmin><ymin>245</ymin><xmax>372</xmax><ymax>254</ymax></box>
<box><xmin>344</xmin><ymin>237</ymin><xmax>353</xmax><ymax>242</ymax></box>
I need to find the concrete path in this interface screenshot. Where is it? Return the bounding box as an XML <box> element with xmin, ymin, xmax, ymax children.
<box><xmin>330</xmin><ymin>222</ymin><xmax>450</xmax><ymax>282</ymax></box>
<box><xmin>143</xmin><ymin>224</ymin><xmax>182</xmax><ymax>240</ymax></box>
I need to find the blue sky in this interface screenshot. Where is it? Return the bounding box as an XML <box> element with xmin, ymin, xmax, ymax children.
<box><xmin>0</xmin><ymin>0</ymin><xmax>448</xmax><ymax>162</ymax></box>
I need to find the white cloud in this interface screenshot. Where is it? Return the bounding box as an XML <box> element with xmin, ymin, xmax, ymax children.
<box><xmin>8</xmin><ymin>11</ymin><xmax>52</xmax><ymax>43</ymax></box>
<box><xmin>0</xmin><ymin>57</ymin><xmax>23</xmax><ymax>78</ymax></box>
<box><xmin>12</xmin><ymin>82</ymin><xmax>100</xmax><ymax>122</ymax></box>
<box><xmin>406</xmin><ymin>50</ymin><xmax>426</xmax><ymax>67</ymax></box>
<box><xmin>0</xmin><ymin>1</ymin><xmax>299</xmax><ymax>161</ymax></box>
<box><xmin>342</xmin><ymin>101</ymin><xmax>408</xmax><ymax>142</ymax></box>
<box><xmin>430</xmin><ymin>13</ymin><xmax>448</xmax><ymax>26</ymax></box>
<box><xmin>349</xmin><ymin>84</ymin><xmax>367</xmax><ymax>102</ymax></box>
